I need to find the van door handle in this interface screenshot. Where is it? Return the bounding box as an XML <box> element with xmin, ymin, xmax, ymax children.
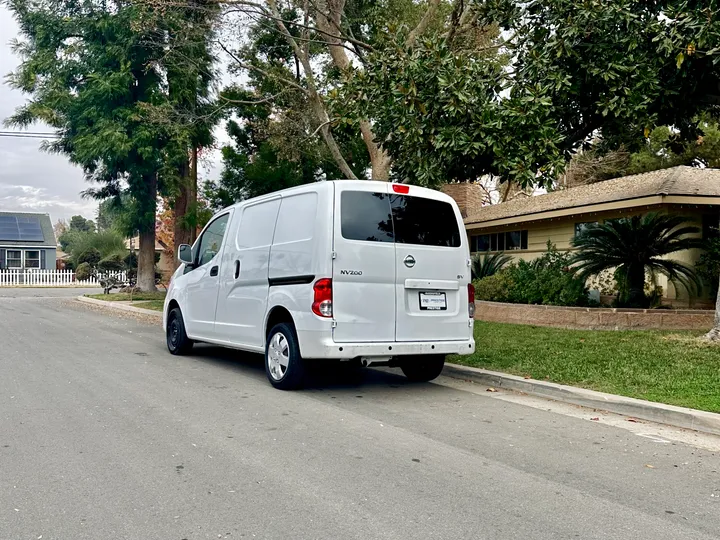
<box><xmin>210</xmin><ymin>265</ymin><xmax>219</xmax><ymax>277</ymax></box>
<box><xmin>234</xmin><ymin>260</ymin><xmax>240</xmax><ymax>279</ymax></box>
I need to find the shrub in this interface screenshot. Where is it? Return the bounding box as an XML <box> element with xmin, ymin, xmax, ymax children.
<box><xmin>98</xmin><ymin>252</ymin><xmax>126</xmax><ymax>272</ymax></box>
<box><xmin>504</xmin><ymin>244</ymin><xmax>589</xmax><ymax>306</ymax></box>
<box><xmin>75</xmin><ymin>262</ymin><xmax>93</xmax><ymax>281</ymax></box>
<box><xmin>474</xmin><ymin>244</ymin><xmax>589</xmax><ymax>307</ymax></box>
<box><xmin>76</xmin><ymin>247</ymin><xmax>101</xmax><ymax>267</ymax></box>
<box><xmin>474</xmin><ymin>270</ymin><xmax>515</xmax><ymax>302</ymax></box>
<box><xmin>471</xmin><ymin>252</ymin><xmax>512</xmax><ymax>280</ymax></box>
<box><xmin>697</xmin><ymin>237</ymin><xmax>720</xmax><ymax>295</ymax></box>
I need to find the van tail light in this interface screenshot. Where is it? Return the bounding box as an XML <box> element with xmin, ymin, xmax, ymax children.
<box><xmin>468</xmin><ymin>283</ymin><xmax>476</xmax><ymax>318</ymax></box>
<box><xmin>392</xmin><ymin>184</ymin><xmax>410</xmax><ymax>194</ymax></box>
<box><xmin>312</xmin><ymin>278</ymin><xmax>333</xmax><ymax>318</ymax></box>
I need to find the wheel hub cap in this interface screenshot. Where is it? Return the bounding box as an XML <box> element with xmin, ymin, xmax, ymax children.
<box><xmin>267</xmin><ymin>332</ymin><xmax>290</xmax><ymax>381</ymax></box>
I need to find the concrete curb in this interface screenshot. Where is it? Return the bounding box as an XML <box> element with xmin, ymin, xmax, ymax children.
<box><xmin>76</xmin><ymin>295</ymin><xmax>163</xmax><ymax>320</ymax></box>
<box><xmin>444</xmin><ymin>362</ymin><xmax>720</xmax><ymax>437</ymax></box>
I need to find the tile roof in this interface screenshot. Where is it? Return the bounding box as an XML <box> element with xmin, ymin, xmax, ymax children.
<box><xmin>0</xmin><ymin>211</ymin><xmax>56</xmax><ymax>247</ymax></box>
<box><xmin>465</xmin><ymin>166</ymin><xmax>720</xmax><ymax>226</ymax></box>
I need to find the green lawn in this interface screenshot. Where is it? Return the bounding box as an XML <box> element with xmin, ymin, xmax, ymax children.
<box><xmin>131</xmin><ymin>300</ymin><xmax>165</xmax><ymax>311</ymax></box>
<box><xmin>86</xmin><ymin>291</ymin><xmax>167</xmax><ymax>302</ymax></box>
<box><xmin>450</xmin><ymin>322</ymin><xmax>720</xmax><ymax>413</ymax></box>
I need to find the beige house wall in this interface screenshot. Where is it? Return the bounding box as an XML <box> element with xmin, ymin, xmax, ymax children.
<box><xmin>466</xmin><ymin>203</ymin><xmax>718</xmax><ymax>306</ymax></box>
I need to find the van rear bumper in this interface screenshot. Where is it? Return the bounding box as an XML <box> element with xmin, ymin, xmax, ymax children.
<box><xmin>297</xmin><ymin>331</ymin><xmax>475</xmax><ymax>359</ymax></box>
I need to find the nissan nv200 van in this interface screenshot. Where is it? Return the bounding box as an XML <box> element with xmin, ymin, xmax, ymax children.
<box><xmin>164</xmin><ymin>181</ymin><xmax>476</xmax><ymax>389</ymax></box>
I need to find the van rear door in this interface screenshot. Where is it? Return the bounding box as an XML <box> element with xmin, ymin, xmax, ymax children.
<box><xmin>390</xmin><ymin>188</ymin><xmax>470</xmax><ymax>342</ymax></box>
<box><xmin>332</xmin><ymin>183</ymin><xmax>396</xmax><ymax>343</ymax></box>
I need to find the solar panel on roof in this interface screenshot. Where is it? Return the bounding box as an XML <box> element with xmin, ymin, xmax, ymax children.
<box><xmin>0</xmin><ymin>216</ymin><xmax>45</xmax><ymax>242</ymax></box>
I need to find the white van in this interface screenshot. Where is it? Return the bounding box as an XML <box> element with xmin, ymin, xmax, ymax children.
<box><xmin>163</xmin><ymin>180</ymin><xmax>476</xmax><ymax>389</ymax></box>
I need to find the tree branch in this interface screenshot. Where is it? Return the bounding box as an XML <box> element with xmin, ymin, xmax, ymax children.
<box><xmin>217</xmin><ymin>40</ymin><xmax>308</xmax><ymax>94</ymax></box>
<box><xmin>406</xmin><ymin>0</ymin><xmax>442</xmax><ymax>48</ymax></box>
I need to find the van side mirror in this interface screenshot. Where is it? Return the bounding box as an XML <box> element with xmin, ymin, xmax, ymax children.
<box><xmin>178</xmin><ymin>244</ymin><xmax>194</xmax><ymax>265</ymax></box>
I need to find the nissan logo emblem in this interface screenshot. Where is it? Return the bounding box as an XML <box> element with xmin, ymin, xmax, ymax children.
<box><xmin>404</xmin><ymin>255</ymin><xmax>416</xmax><ymax>268</ymax></box>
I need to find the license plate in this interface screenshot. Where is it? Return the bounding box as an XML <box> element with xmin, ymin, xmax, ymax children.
<box><xmin>419</xmin><ymin>291</ymin><xmax>447</xmax><ymax>311</ymax></box>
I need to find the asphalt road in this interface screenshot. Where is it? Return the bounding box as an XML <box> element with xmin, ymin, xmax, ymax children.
<box><xmin>2</xmin><ymin>291</ymin><xmax>720</xmax><ymax>540</ymax></box>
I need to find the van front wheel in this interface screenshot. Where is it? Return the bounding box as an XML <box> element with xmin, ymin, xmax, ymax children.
<box><xmin>400</xmin><ymin>355</ymin><xmax>446</xmax><ymax>383</ymax></box>
<box><xmin>167</xmin><ymin>308</ymin><xmax>193</xmax><ymax>355</ymax></box>
<box><xmin>265</xmin><ymin>323</ymin><xmax>306</xmax><ymax>390</ymax></box>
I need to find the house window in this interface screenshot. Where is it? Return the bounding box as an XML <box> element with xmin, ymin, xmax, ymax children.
<box><xmin>472</xmin><ymin>231</ymin><xmax>528</xmax><ymax>252</ymax></box>
<box><xmin>6</xmin><ymin>250</ymin><xmax>21</xmax><ymax>268</ymax></box>
<box><xmin>475</xmin><ymin>235</ymin><xmax>490</xmax><ymax>252</ymax></box>
<box><xmin>575</xmin><ymin>222</ymin><xmax>598</xmax><ymax>237</ymax></box>
<box><xmin>25</xmin><ymin>250</ymin><xmax>40</xmax><ymax>268</ymax></box>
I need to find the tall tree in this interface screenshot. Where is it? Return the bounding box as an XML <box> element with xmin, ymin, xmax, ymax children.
<box><xmin>6</xmin><ymin>0</ymin><xmax>171</xmax><ymax>290</ymax></box>
<box><xmin>158</xmin><ymin>1</ymin><xmax>219</xmax><ymax>264</ymax></box>
<box><xmin>69</xmin><ymin>215</ymin><xmax>96</xmax><ymax>234</ymax></box>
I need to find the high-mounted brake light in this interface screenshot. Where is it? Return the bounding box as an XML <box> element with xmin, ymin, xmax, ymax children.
<box><xmin>392</xmin><ymin>184</ymin><xmax>410</xmax><ymax>194</ymax></box>
<box><xmin>468</xmin><ymin>283</ymin><xmax>476</xmax><ymax>319</ymax></box>
<box><xmin>312</xmin><ymin>278</ymin><xmax>333</xmax><ymax>318</ymax></box>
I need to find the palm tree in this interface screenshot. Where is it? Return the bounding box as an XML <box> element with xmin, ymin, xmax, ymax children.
<box><xmin>471</xmin><ymin>251</ymin><xmax>512</xmax><ymax>281</ymax></box>
<box><xmin>571</xmin><ymin>213</ymin><xmax>702</xmax><ymax>308</ymax></box>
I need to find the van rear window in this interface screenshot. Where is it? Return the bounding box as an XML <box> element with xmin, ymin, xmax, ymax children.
<box><xmin>340</xmin><ymin>191</ymin><xmax>461</xmax><ymax>248</ymax></box>
<box><xmin>340</xmin><ymin>191</ymin><xmax>394</xmax><ymax>243</ymax></box>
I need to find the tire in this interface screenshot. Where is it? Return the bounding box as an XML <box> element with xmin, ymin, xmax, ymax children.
<box><xmin>400</xmin><ymin>355</ymin><xmax>446</xmax><ymax>382</ymax></box>
<box><xmin>166</xmin><ymin>307</ymin><xmax>194</xmax><ymax>355</ymax></box>
<box><xmin>265</xmin><ymin>322</ymin><xmax>306</xmax><ymax>390</ymax></box>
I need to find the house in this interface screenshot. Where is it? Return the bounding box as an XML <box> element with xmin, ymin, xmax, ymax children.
<box><xmin>0</xmin><ymin>212</ymin><xmax>57</xmax><ymax>270</ymax></box>
<box><xmin>458</xmin><ymin>166</ymin><xmax>720</xmax><ymax>306</ymax></box>
<box><xmin>124</xmin><ymin>235</ymin><xmax>175</xmax><ymax>277</ymax></box>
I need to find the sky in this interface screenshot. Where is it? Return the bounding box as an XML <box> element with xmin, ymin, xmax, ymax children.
<box><xmin>0</xmin><ymin>6</ymin><xmax>226</xmax><ymax>225</ymax></box>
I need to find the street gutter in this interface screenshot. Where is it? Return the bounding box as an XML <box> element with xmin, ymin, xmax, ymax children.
<box><xmin>444</xmin><ymin>362</ymin><xmax>720</xmax><ymax>437</ymax></box>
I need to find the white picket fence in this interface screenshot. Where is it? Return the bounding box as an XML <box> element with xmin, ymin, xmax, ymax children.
<box><xmin>0</xmin><ymin>269</ymin><xmax>128</xmax><ymax>287</ymax></box>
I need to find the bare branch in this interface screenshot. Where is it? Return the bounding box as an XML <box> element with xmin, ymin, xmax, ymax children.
<box><xmin>217</xmin><ymin>40</ymin><xmax>308</xmax><ymax>94</ymax></box>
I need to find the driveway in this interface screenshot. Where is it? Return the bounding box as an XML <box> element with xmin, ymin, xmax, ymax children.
<box><xmin>1</xmin><ymin>293</ymin><xmax>719</xmax><ymax>540</ymax></box>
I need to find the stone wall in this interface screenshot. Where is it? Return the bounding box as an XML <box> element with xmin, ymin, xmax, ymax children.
<box><xmin>475</xmin><ymin>300</ymin><xmax>714</xmax><ymax>331</ymax></box>
<box><xmin>441</xmin><ymin>183</ymin><xmax>484</xmax><ymax>218</ymax></box>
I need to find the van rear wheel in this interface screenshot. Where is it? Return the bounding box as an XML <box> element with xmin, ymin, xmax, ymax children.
<box><xmin>400</xmin><ymin>355</ymin><xmax>446</xmax><ymax>382</ymax></box>
<box><xmin>265</xmin><ymin>323</ymin><xmax>306</xmax><ymax>390</ymax></box>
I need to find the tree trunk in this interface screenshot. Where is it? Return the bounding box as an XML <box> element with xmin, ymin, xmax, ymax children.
<box><xmin>137</xmin><ymin>174</ymin><xmax>158</xmax><ymax>292</ymax></box>
<box><xmin>314</xmin><ymin>0</ymin><xmax>392</xmax><ymax>180</ymax></box>
<box><xmin>626</xmin><ymin>264</ymin><xmax>646</xmax><ymax>308</ymax></box>
<box><xmin>172</xmin><ymin>148</ymin><xmax>199</xmax><ymax>267</ymax></box>
<box><xmin>173</xmin><ymin>159</ymin><xmax>191</xmax><ymax>267</ymax></box>
<box><xmin>189</xmin><ymin>146</ymin><xmax>198</xmax><ymax>245</ymax></box>
<box><xmin>705</xmin><ymin>278</ymin><xmax>720</xmax><ymax>340</ymax></box>
<box><xmin>705</xmin><ymin>216</ymin><xmax>720</xmax><ymax>340</ymax></box>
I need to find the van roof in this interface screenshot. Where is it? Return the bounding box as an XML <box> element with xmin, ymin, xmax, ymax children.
<box><xmin>225</xmin><ymin>180</ymin><xmax>455</xmax><ymax>210</ymax></box>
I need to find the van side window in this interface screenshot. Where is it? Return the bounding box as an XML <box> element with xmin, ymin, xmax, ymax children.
<box><xmin>196</xmin><ymin>214</ymin><xmax>229</xmax><ymax>267</ymax></box>
<box><xmin>390</xmin><ymin>195</ymin><xmax>461</xmax><ymax>248</ymax></box>
<box><xmin>236</xmin><ymin>200</ymin><xmax>280</xmax><ymax>250</ymax></box>
<box><xmin>340</xmin><ymin>191</ymin><xmax>394</xmax><ymax>242</ymax></box>
<box><xmin>274</xmin><ymin>193</ymin><xmax>317</xmax><ymax>244</ymax></box>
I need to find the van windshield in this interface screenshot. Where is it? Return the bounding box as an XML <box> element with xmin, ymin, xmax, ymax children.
<box><xmin>340</xmin><ymin>191</ymin><xmax>461</xmax><ymax>248</ymax></box>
